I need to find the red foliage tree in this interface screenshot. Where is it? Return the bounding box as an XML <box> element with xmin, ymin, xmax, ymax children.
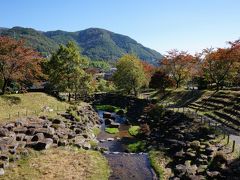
<box><xmin>0</xmin><ymin>36</ymin><xmax>43</xmax><ymax>94</ymax></box>
<box><xmin>161</xmin><ymin>49</ymin><xmax>196</xmax><ymax>88</ymax></box>
<box><xmin>202</xmin><ymin>45</ymin><xmax>239</xmax><ymax>90</ymax></box>
<box><xmin>140</xmin><ymin>61</ymin><xmax>155</xmax><ymax>86</ymax></box>
<box><xmin>149</xmin><ymin>70</ymin><xmax>174</xmax><ymax>94</ymax></box>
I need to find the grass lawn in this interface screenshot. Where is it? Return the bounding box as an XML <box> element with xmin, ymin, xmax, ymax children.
<box><xmin>105</xmin><ymin>127</ymin><xmax>119</xmax><ymax>134</ymax></box>
<box><xmin>149</xmin><ymin>150</ymin><xmax>172</xmax><ymax>180</ymax></box>
<box><xmin>95</xmin><ymin>104</ymin><xmax>124</xmax><ymax>113</ymax></box>
<box><xmin>128</xmin><ymin>126</ymin><xmax>140</xmax><ymax>136</ymax></box>
<box><xmin>0</xmin><ymin>147</ymin><xmax>110</xmax><ymax>180</ymax></box>
<box><xmin>127</xmin><ymin>141</ymin><xmax>146</xmax><ymax>153</ymax></box>
<box><xmin>0</xmin><ymin>92</ymin><xmax>69</xmax><ymax>122</ymax></box>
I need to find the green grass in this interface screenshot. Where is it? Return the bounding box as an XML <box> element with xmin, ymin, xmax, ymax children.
<box><xmin>127</xmin><ymin>141</ymin><xmax>146</xmax><ymax>152</ymax></box>
<box><xmin>149</xmin><ymin>150</ymin><xmax>172</xmax><ymax>180</ymax></box>
<box><xmin>105</xmin><ymin>127</ymin><xmax>119</xmax><ymax>134</ymax></box>
<box><xmin>128</xmin><ymin>126</ymin><xmax>140</xmax><ymax>136</ymax></box>
<box><xmin>0</xmin><ymin>92</ymin><xmax>69</xmax><ymax>122</ymax></box>
<box><xmin>95</xmin><ymin>104</ymin><xmax>124</xmax><ymax>113</ymax></box>
<box><xmin>0</xmin><ymin>147</ymin><xmax>110</xmax><ymax>180</ymax></box>
<box><xmin>93</xmin><ymin>127</ymin><xmax>101</xmax><ymax>136</ymax></box>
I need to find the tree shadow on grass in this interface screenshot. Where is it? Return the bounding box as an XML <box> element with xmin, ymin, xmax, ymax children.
<box><xmin>1</xmin><ymin>95</ymin><xmax>21</xmax><ymax>105</ymax></box>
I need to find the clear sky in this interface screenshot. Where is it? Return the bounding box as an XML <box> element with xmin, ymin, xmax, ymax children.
<box><xmin>1</xmin><ymin>0</ymin><xmax>240</xmax><ymax>54</ymax></box>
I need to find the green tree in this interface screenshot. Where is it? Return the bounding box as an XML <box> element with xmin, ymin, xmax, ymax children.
<box><xmin>46</xmin><ymin>41</ymin><xmax>90</xmax><ymax>101</ymax></box>
<box><xmin>89</xmin><ymin>60</ymin><xmax>111</xmax><ymax>72</ymax></box>
<box><xmin>113</xmin><ymin>54</ymin><xmax>147</xmax><ymax>96</ymax></box>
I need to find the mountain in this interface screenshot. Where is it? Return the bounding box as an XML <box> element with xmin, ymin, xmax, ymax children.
<box><xmin>0</xmin><ymin>27</ymin><xmax>163</xmax><ymax>64</ymax></box>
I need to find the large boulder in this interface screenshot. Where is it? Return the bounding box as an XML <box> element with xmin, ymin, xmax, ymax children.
<box><xmin>109</xmin><ymin>122</ymin><xmax>120</xmax><ymax>128</ymax></box>
<box><xmin>103</xmin><ymin>112</ymin><xmax>112</xmax><ymax>119</ymax></box>
<box><xmin>33</xmin><ymin>138</ymin><xmax>53</xmax><ymax>150</ymax></box>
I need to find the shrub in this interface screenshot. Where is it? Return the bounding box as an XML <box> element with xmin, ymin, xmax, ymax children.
<box><xmin>127</xmin><ymin>141</ymin><xmax>146</xmax><ymax>152</ymax></box>
<box><xmin>208</xmin><ymin>152</ymin><xmax>228</xmax><ymax>171</ymax></box>
<box><xmin>105</xmin><ymin>128</ymin><xmax>119</xmax><ymax>134</ymax></box>
<box><xmin>128</xmin><ymin>126</ymin><xmax>140</xmax><ymax>136</ymax></box>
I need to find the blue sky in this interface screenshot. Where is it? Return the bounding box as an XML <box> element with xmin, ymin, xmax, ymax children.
<box><xmin>1</xmin><ymin>0</ymin><xmax>240</xmax><ymax>54</ymax></box>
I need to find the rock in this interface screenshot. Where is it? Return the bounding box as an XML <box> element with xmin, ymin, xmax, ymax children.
<box><xmin>205</xmin><ymin>147</ymin><xmax>215</xmax><ymax>155</ymax></box>
<box><xmin>185</xmin><ymin>152</ymin><xmax>196</xmax><ymax>158</ymax></box>
<box><xmin>68</xmin><ymin>132</ymin><xmax>76</xmax><ymax>139</ymax></box>
<box><xmin>82</xmin><ymin>142</ymin><xmax>91</xmax><ymax>150</ymax></box>
<box><xmin>109</xmin><ymin>122</ymin><xmax>120</xmax><ymax>128</ymax></box>
<box><xmin>13</xmin><ymin>127</ymin><xmax>27</xmax><ymax>134</ymax></box>
<box><xmin>74</xmin><ymin>128</ymin><xmax>82</xmax><ymax>134</ymax></box>
<box><xmin>0</xmin><ymin>168</ymin><xmax>4</xmax><ymax>176</ymax></box>
<box><xmin>52</xmin><ymin>135</ymin><xmax>59</xmax><ymax>144</ymax></box>
<box><xmin>0</xmin><ymin>154</ymin><xmax>9</xmax><ymax>161</ymax></box>
<box><xmin>58</xmin><ymin>139</ymin><xmax>68</xmax><ymax>146</ymax></box>
<box><xmin>104</xmin><ymin>118</ymin><xmax>113</xmax><ymax>125</ymax></box>
<box><xmin>107</xmin><ymin>138</ymin><xmax>114</xmax><ymax>141</ymax></box>
<box><xmin>116</xmin><ymin>109</ymin><xmax>125</xmax><ymax>116</ymax></box>
<box><xmin>3</xmin><ymin>123</ymin><xmax>15</xmax><ymax>131</ymax></box>
<box><xmin>52</xmin><ymin>119</ymin><xmax>62</xmax><ymax>124</ymax></box>
<box><xmin>103</xmin><ymin>112</ymin><xmax>112</xmax><ymax>118</ymax></box>
<box><xmin>33</xmin><ymin>138</ymin><xmax>53</xmax><ymax>150</ymax></box>
<box><xmin>206</xmin><ymin>171</ymin><xmax>220</xmax><ymax>178</ymax></box>
<box><xmin>31</xmin><ymin>133</ymin><xmax>44</xmax><ymax>142</ymax></box>
<box><xmin>175</xmin><ymin>150</ymin><xmax>185</xmax><ymax>158</ymax></box>
<box><xmin>0</xmin><ymin>161</ymin><xmax>9</xmax><ymax>169</ymax></box>
<box><xmin>16</xmin><ymin>133</ymin><xmax>25</xmax><ymax>141</ymax></box>
<box><xmin>175</xmin><ymin>164</ymin><xmax>187</xmax><ymax>176</ymax></box>
<box><xmin>23</xmin><ymin>135</ymin><xmax>33</xmax><ymax>143</ymax></box>
<box><xmin>197</xmin><ymin>165</ymin><xmax>207</xmax><ymax>174</ymax></box>
<box><xmin>25</xmin><ymin>128</ymin><xmax>36</xmax><ymax>136</ymax></box>
<box><xmin>0</xmin><ymin>128</ymin><xmax>9</xmax><ymax>137</ymax></box>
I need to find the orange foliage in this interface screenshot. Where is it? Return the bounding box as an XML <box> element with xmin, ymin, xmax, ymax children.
<box><xmin>0</xmin><ymin>36</ymin><xmax>43</xmax><ymax>94</ymax></box>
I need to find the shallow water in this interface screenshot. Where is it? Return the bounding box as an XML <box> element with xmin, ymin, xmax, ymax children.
<box><xmin>97</xmin><ymin>110</ymin><xmax>157</xmax><ymax>180</ymax></box>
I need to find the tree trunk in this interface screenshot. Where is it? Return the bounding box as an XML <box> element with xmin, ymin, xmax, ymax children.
<box><xmin>68</xmin><ymin>92</ymin><xmax>71</xmax><ymax>102</ymax></box>
<box><xmin>176</xmin><ymin>81</ymin><xmax>180</xmax><ymax>89</ymax></box>
<box><xmin>1</xmin><ymin>78</ymin><xmax>8</xmax><ymax>95</ymax></box>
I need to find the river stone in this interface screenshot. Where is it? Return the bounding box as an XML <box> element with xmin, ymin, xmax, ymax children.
<box><xmin>0</xmin><ymin>168</ymin><xmax>4</xmax><ymax>176</ymax></box>
<box><xmin>109</xmin><ymin>122</ymin><xmax>120</xmax><ymax>128</ymax></box>
<box><xmin>103</xmin><ymin>112</ymin><xmax>112</xmax><ymax>118</ymax></box>
<box><xmin>105</xmin><ymin>119</ymin><xmax>113</xmax><ymax>125</ymax></box>
<box><xmin>107</xmin><ymin>138</ymin><xmax>114</xmax><ymax>141</ymax></box>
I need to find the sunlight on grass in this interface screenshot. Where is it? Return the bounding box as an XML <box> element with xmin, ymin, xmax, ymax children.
<box><xmin>105</xmin><ymin>127</ymin><xmax>119</xmax><ymax>134</ymax></box>
<box><xmin>0</xmin><ymin>93</ymin><xmax>69</xmax><ymax>122</ymax></box>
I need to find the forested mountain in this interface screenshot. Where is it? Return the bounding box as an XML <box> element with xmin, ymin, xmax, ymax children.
<box><xmin>0</xmin><ymin>27</ymin><xmax>163</xmax><ymax>64</ymax></box>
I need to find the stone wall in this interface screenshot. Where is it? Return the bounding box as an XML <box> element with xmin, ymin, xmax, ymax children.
<box><xmin>0</xmin><ymin>104</ymin><xmax>100</xmax><ymax>175</ymax></box>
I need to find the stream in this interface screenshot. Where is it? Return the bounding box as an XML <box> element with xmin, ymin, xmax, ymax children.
<box><xmin>97</xmin><ymin>110</ymin><xmax>157</xmax><ymax>180</ymax></box>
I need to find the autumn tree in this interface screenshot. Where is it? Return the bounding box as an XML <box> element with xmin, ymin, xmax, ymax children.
<box><xmin>113</xmin><ymin>54</ymin><xmax>147</xmax><ymax>96</ymax></box>
<box><xmin>0</xmin><ymin>36</ymin><xmax>43</xmax><ymax>94</ymax></box>
<box><xmin>46</xmin><ymin>41</ymin><xmax>91</xmax><ymax>101</ymax></box>
<box><xmin>161</xmin><ymin>49</ymin><xmax>195</xmax><ymax>88</ymax></box>
<box><xmin>140</xmin><ymin>61</ymin><xmax>155</xmax><ymax>87</ymax></box>
<box><xmin>149</xmin><ymin>70</ymin><xmax>174</xmax><ymax>94</ymax></box>
<box><xmin>202</xmin><ymin>45</ymin><xmax>239</xmax><ymax>90</ymax></box>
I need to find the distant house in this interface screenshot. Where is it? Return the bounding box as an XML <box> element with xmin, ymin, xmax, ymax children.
<box><xmin>104</xmin><ymin>68</ymin><xmax>117</xmax><ymax>80</ymax></box>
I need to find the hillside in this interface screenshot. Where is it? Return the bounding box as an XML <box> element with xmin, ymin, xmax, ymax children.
<box><xmin>0</xmin><ymin>92</ymin><xmax>69</xmax><ymax>122</ymax></box>
<box><xmin>0</xmin><ymin>27</ymin><xmax>163</xmax><ymax>64</ymax></box>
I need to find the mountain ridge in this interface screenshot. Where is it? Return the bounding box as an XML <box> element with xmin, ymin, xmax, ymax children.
<box><xmin>0</xmin><ymin>26</ymin><xmax>163</xmax><ymax>64</ymax></box>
